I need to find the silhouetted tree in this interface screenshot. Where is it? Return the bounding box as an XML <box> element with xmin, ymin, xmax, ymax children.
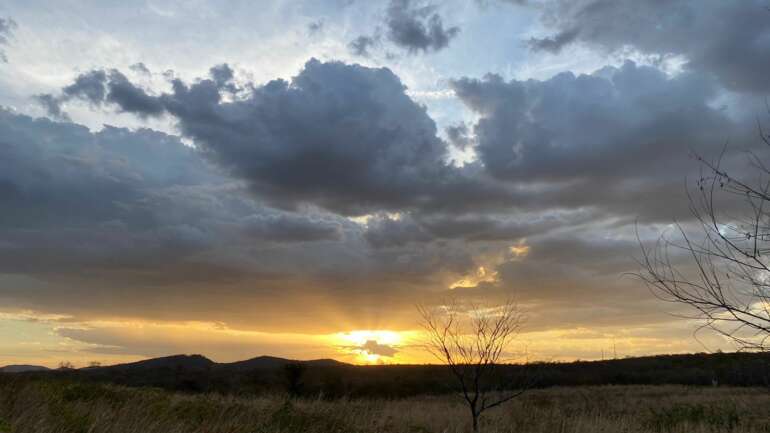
<box><xmin>639</xmin><ymin>120</ymin><xmax>770</xmax><ymax>352</ymax></box>
<box><xmin>417</xmin><ymin>299</ymin><xmax>528</xmax><ymax>433</ymax></box>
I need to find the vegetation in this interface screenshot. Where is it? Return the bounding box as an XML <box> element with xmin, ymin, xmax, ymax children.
<box><xmin>1</xmin><ymin>375</ymin><xmax>769</xmax><ymax>433</ymax></box>
<box><xmin>3</xmin><ymin>352</ymin><xmax>768</xmax><ymax>432</ymax></box>
<box><xmin>639</xmin><ymin>121</ymin><xmax>770</xmax><ymax>351</ymax></box>
<box><xmin>418</xmin><ymin>300</ymin><xmax>528</xmax><ymax>431</ymax></box>
<box><xmin>20</xmin><ymin>352</ymin><xmax>769</xmax><ymax>399</ymax></box>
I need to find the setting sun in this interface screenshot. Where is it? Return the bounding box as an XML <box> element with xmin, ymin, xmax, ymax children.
<box><xmin>334</xmin><ymin>330</ymin><xmax>415</xmax><ymax>364</ymax></box>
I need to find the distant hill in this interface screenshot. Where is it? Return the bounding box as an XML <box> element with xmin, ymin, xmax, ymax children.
<box><xmin>12</xmin><ymin>352</ymin><xmax>770</xmax><ymax>398</ymax></box>
<box><xmin>57</xmin><ymin>354</ymin><xmax>353</xmax><ymax>393</ymax></box>
<box><xmin>218</xmin><ymin>355</ymin><xmax>346</xmax><ymax>371</ymax></box>
<box><xmin>85</xmin><ymin>354</ymin><xmax>347</xmax><ymax>373</ymax></box>
<box><xmin>0</xmin><ymin>365</ymin><xmax>50</xmax><ymax>373</ymax></box>
<box><xmin>93</xmin><ymin>354</ymin><xmax>215</xmax><ymax>372</ymax></box>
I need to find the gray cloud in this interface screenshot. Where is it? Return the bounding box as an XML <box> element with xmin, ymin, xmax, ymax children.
<box><xmin>364</xmin><ymin>208</ymin><xmax>597</xmax><ymax>247</ymax></box>
<box><xmin>307</xmin><ymin>20</ymin><xmax>324</xmax><ymax>36</ymax></box>
<box><xmin>532</xmin><ymin>0</ymin><xmax>770</xmax><ymax>92</ymax></box>
<box><xmin>0</xmin><ymin>109</ymin><xmax>363</xmax><ymax>282</ymax></box>
<box><xmin>17</xmin><ymin>47</ymin><xmax>766</xmax><ymax>340</ymax></box>
<box><xmin>527</xmin><ymin>28</ymin><xmax>580</xmax><ymax>54</ymax></box>
<box><xmin>385</xmin><ymin>0</ymin><xmax>460</xmax><ymax>54</ymax></box>
<box><xmin>33</xmin><ymin>94</ymin><xmax>70</xmax><ymax>121</ymax></box>
<box><xmin>0</xmin><ymin>17</ymin><xmax>16</xmax><ymax>63</ymax></box>
<box><xmin>0</xmin><ymin>109</ymin><xmax>486</xmax><ymax>331</ymax></box>
<box><xmin>452</xmin><ymin>61</ymin><xmax>724</xmax><ymax>181</ymax></box>
<box><xmin>445</xmin><ymin>122</ymin><xmax>473</xmax><ymax>151</ymax></box>
<box><xmin>242</xmin><ymin>213</ymin><xmax>341</xmax><ymax>242</ymax></box>
<box><xmin>129</xmin><ymin>62</ymin><xmax>151</xmax><ymax>75</ymax></box>
<box><xmin>41</xmin><ymin>59</ymin><xmax>513</xmax><ymax>217</ymax></box>
<box><xmin>348</xmin><ymin>35</ymin><xmax>379</xmax><ymax>57</ymax></box>
<box><xmin>451</xmin><ymin>60</ymin><xmax>741</xmax><ymax>221</ymax></box>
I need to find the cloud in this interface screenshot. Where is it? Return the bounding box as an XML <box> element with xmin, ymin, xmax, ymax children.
<box><xmin>0</xmin><ymin>110</ymin><xmax>486</xmax><ymax>332</ymax></box>
<box><xmin>15</xmin><ymin>49</ymin><xmax>765</xmax><ymax>350</ymax></box>
<box><xmin>527</xmin><ymin>28</ymin><xmax>580</xmax><ymax>54</ymax></box>
<box><xmin>451</xmin><ymin>60</ymin><xmax>741</xmax><ymax>221</ymax></box>
<box><xmin>385</xmin><ymin>0</ymin><xmax>460</xmax><ymax>54</ymax></box>
<box><xmin>307</xmin><ymin>20</ymin><xmax>324</xmax><ymax>36</ymax></box>
<box><xmin>54</xmin><ymin>321</ymin><xmax>337</xmax><ymax>362</ymax></box>
<box><xmin>363</xmin><ymin>209</ymin><xmax>597</xmax><ymax>247</ymax></box>
<box><xmin>356</xmin><ymin>339</ymin><xmax>399</xmax><ymax>357</ymax></box>
<box><xmin>242</xmin><ymin>213</ymin><xmax>341</xmax><ymax>242</ymax></box>
<box><xmin>348</xmin><ymin>35</ymin><xmax>379</xmax><ymax>57</ymax></box>
<box><xmin>129</xmin><ymin>62</ymin><xmax>151</xmax><ymax>75</ymax></box>
<box><xmin>0</xmin><ymin>17</ymin><xmax>16</xmax><ymax>63</ymax></box>
<box><xmin>33</xmin><ymin>94</ymin><xmax>70</xmax><ymax>121</ymax></box>
<box><xmin>531</xmin><ymin>0</ymin><xmax>770</xmax><ymax>92</ymax></box>
<box><xmin>445</xmin><ymin>122</ymin><xmax>473</xmax><ymax>151</ymax></box>
<box><xmin>41</xmin><ymin>59</ymin><xmax>513</xmax><ymax>216</ymax></box>
<box><xmin>0</xmin><ymin>109</ymin><xmax>365</xmax><ymax>283</ymax></box>
<box><xmin>39</xmin><ymin>69</ymin><xmax>164</xmax><ymax>120</ymax></box>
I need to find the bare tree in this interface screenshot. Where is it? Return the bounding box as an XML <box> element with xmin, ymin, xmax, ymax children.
<box><xmin>417</xmin><ymin>299</ymin><xmax>528</xmax><ymax>433</ymax></box>
<box><xmin>638</xmin><ymin>122</ymin><xmax>770</xmax><ymax>352</ymax></box>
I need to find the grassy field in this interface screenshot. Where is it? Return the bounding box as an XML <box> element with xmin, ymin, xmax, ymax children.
<box><xmin>1</xmin><ymin>378</ymin><xmax>769</xmax><ymax>433</ymax></box>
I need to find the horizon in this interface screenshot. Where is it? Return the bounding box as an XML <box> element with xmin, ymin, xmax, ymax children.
<box><xmin>2</xmin><ymin>0</ymin><xmax>770</xmax><ymax>368</ymax></box>
<box><xmin>4</xmin><ymin>348</ymin><xmax>751</xmax><ymax>370</ymax></box>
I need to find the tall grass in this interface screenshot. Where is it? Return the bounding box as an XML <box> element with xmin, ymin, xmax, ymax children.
<box><xmin>1</xmin><ymin>378</ymin><xmax>769</xmax><ymax>433</ymax></box>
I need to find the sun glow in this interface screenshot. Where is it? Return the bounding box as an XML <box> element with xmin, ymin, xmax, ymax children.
<box><xmin>334</xmin><ymin>330</ymin><xmax>406</xmax><ymax>364</ymax></box>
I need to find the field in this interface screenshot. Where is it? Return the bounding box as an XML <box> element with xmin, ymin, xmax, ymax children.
<box><xmin>1</xmin><ymin>377</ymin><xmax>770</xmax><ymax>433</ymax></box>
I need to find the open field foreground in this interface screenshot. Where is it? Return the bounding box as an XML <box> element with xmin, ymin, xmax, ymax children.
<box><xmin>1</xmin><ymin>379</ymin><xmax>769</xmax><ymax>433</ymax></box>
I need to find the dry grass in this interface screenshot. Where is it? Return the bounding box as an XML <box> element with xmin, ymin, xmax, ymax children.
<box><xmin>1</xmin><ymin>379</ymin><xmax>769</xmax><ymax>433</ymax></box>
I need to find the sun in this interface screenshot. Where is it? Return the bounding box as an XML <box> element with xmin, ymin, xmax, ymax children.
<box><xmin>334</xmin><ymin>330</ymin><xmax>404</xmax><ymax>364</ymax></box>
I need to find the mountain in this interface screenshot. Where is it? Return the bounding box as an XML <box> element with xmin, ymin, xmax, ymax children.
<box><xmin>92</xmin><ymin>354</ymin><xmax>215</xmax><ymax>372</ymax></box>
<box><xmin>218</xmin><ymin>355</ymin><xmax>346</xmax><ymax>371</ymax></box>
<box><xmin>0</xmin><ymin>365</ymin><xmax>50</xmax><ymax>373</ymax></box>
<box><xmin>84</xmin><ymin>354</ymin><xmax>345</xmax><ymax>373</ymax></box>
<box><xmin>68</xmin><ymin>354</ymin><xmax>351</xmax><ymax>393</ymax></box>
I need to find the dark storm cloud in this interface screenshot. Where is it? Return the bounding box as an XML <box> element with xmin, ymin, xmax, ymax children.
<box><xmin>0</xmin><ymin>110</ymin><xmax>487</xmax><ymax>331</ymax></box>
<box><xmin>445</xmin><ymin>122</ymin><xmax>472</xmax><ymax>151</ymax></box>
<box><xmin>0</xmin><ymin>109</ymin><xmax>361</xmax><ymax>282</ymax></box>
<box><xmin>452</xmin><ymin>61</ymin><xmax>724</xmax><ymax>181</ymax></box>
<box><xmin>20</xmin><ymin>51</ymin><xmax>764</xmax><ymax>335</ymax></box>
<box><xmin>364</xmin><ymin>208</ymin><xmax>597</xmax><ymax>247</ymax></box>
<box><xmin>451</xmin><ymin>60</ymin><xmax>740</xmax><ymax>221</ymax></box>
<box><xmin>129</xmin><ymin>62</ymin><xmax>151</xmax><ymax>75</ymax></box>
<box><xmin>527</xmin><ymin>28</ymin><xmax>580</xmax><ymax>54</ymax></box>
<box><xmin>307</xmin><ymin>20</ymin><xmax>324</xmax><ymax>35</ymax></box>
<box><xmin>348</xmin><ymin>35</ymin><xmax>379</xmax><ymax>57</ymax></box>
<box><xmin>105</xmin><ymin>70</ymin><xmax>165</xmax><ymax>116</ymax></box>
<box><xmin>363</xmin><ymin>215</ymin><xmax>433</xmax><ymax>248</ymax></box>
<box><xmin>42</xmin><ymin>59</ymin><xmax>513</xmax><ymax>216</ymax></box>
<box><xmin>532</xmin><ymin>0</ymin><xmax>770</xmax><ymax>92</ymax></box>
<box><xmin>385</xmin><ymin>0</ymin><xmax>460</xmax><ymax>54</ymax></box>
<box><xmin>33</xmin><ymin>94</ymin><xmax>70</xmax><ymax>121</ymax></box>
<box><xmin>242</xmin><ymin>213</ymin><xmax>341</xmax><ymax>242</ymax></box>
<box><xmin>41</xmin><ymin>57</ymin><xmax>756</xmax><ymax>233</ymax></box>
<box><xmin>208</xmin><ymin>64</ymin><xmax>236</xmax><ymax>89</ymax></box>
<box><xmin>62</xmin><ymin>70</ymin><xmax>108</xmax><ymax>103</ymax></box>
<box><xmin>0</xmin><ymin>17</ymin><xmax>16</xmax><ymax>63</ymax></box>
<box><xmin>39</xmin><ymin>69</ymin><xmax>164</xmax><ymax>119</ymax></box>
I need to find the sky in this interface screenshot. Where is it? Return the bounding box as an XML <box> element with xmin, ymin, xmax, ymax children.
<box><xmin>1</xmin><ymin>0</ymin><xmax>769</xmax><ymax>367</ymax></box>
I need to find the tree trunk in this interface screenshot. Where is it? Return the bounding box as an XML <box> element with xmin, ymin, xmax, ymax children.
<box><xmin>471</xmin><ymin>410</ymin><xmax>479</xmax><ymax>433</ymax></box>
